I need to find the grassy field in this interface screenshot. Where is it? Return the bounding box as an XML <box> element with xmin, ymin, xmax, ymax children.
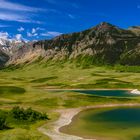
<box><xmin>1</xmin><ymin>62</ymin><xmax>140</xmax><ymax>139</ymax></box>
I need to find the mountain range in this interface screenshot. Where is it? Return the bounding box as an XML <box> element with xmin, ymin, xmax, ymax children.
<box><xmin>1</xmin><ymin>22</ymin><xmax>140</xmax><ymax>68</ymax></box>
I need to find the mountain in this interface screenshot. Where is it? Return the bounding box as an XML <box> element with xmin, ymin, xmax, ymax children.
<box><xmin>0</xmin><ymin>38</ymin><xmax>28</xmax><ymax>67</ymax></box>
<box><xmin>2</xmin><ymin>22</ymin><xmax>140</xmax><ymax>67</ymax></box>
<box><xmin>32</xmin><ymin>22</ymin><xmax>140</xmax><ymax>65</ymax></box>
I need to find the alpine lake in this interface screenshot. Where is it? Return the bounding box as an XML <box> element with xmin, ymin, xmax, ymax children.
<box><xmin>61</xmin><ymin>90</ymin><xmax>140</xmax><ymax>140</ymax></box>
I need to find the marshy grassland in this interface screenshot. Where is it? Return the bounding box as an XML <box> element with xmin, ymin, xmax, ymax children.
<box><xmin>1</xmin><ymin>62</ymin><xmax>140</xmax><ymax>139</ymax></box>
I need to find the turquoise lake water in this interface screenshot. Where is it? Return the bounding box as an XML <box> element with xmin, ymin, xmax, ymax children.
<box><xmin>75</xmin><ymin>90</ymin><xmax>138</xmax><ymax>97</ymax></box>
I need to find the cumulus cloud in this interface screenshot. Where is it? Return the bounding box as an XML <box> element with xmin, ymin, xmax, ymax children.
<box><xmin>15</xmin><ymin>34</ymin><xmax>23</xmax><ymax>40</ymax></box>
<box><xmin>0</xmin><ymin>31</ymin><xmax>28</xmax><ymax>41</ymax></box>
<box><xmin>18</xmin><ymin>27</ymin><xmax>24</xmax><ymax>32</ymax></box>
<box><xmin>0</xmin><ymin>32</ymin><xmax>9</xmax><ymax>39</ymax></box>
<box><xmin>27</xmin><ymin>32</ymin><xmax>33</xmax><ymax>37</ymax></box>
<box><xmin>32</xmin><ymin>27</ymin><xmax>45</xmax><ymax>33</ymax></box>
<box><xmin>27</xmin><ymin>32</ymin><xmax>38</xmax><ymax>37</ymax></box>
<box><xmin>27</xmin><ymin>27</ymin><xmax>45</xmax><ymax>37</ymax></box>
<box><xmin>32</xmin><ymin>28</ymin><xmax>36</xmax><ymax>34</ymax></box>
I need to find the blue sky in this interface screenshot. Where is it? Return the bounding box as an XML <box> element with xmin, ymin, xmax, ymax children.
<box><xmin>0</xmin><ymin>0</ymin><xmax>140</xmax><ymax>41</ymax></box>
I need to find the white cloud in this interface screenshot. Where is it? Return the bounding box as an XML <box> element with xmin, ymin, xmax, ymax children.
<box><xmin>27</xmin><ymin>32</ymin><xmax>32</xmax><ymax>37</ymax></box>
<box><xmin>18</xmin><ymin>27</ymin><xmax>24</xmax><ymax>32</ymax></box>
<box><xmin>0</xmin><ymin>32</ymin><xmax>9</xmax><ymax>39</ymax></box>
<box><xmin>32</xmin><ymin>27</ymin><xmax>45</xmax><ymax>33</ymax></box>
<box><xmin>34</xmin><ymin>33</ymin><xmax>38</xmax><ymax>36</ymax></box>
<box><xmin>0</xmin><ymin>12</ymin><xmax>42</xmax><ymax>23</ymax></box>
<box><xmin>0</xmin><ymin>1</ymin><xmax>46</xmax><ymax>24</ymax></box>
<box><xmin>27</xmin><ymin>32</ymin><xmax>38</xmax><ymax>37</ymax></box>
<box><xmin>14</xmin><ymin>34</ymin><xmax>28</xmax><ymax>41</ymax></box>
<box><xmin>41</xmin><ymin>31</ymin><xmax>62</xmax><ymax>37</ymax></box>
<box><xmin>36</xmin><ymin>27</ymin><xmax>45</xmax><ymax>31</ymax></box>
<box><xmin>0</xmin><ymin>31</ymin><xmax>28</xmax><ymax>41</ymax></box>
<box><xmin>32</xmin><ymin>28</ymin><xmax>36</xmax><ymax>34</ymax></box>
<box><xmin>27</xmin><ymin>27</ymin><xmax>45</xmax><ymax>37</ymax></box>
<box><xmin>0</xmin><ymin>0</ymin><xmax>44</xmax><ymax>12</ymax></box>
<box><xmin>15</xmin><ymin>34</ymin><xmax>23</xmax><ymax>40</ymax></box>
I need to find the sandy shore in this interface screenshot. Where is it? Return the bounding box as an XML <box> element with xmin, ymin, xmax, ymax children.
<box><xmin>38</xmin><ymin>108</ymin><xmax>94</xmax><ymax>140</ymax></box>
<box><xmin>38</xmin><ymin>103</ymin><xmax>140</xmax><ymax>140</ymax></box>
<box><xmin>131</xmin><ymin>89</ymin><xmax>140</xmax><ymax>95</ymax></box>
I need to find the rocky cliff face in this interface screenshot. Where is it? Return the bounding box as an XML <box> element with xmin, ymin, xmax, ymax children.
<box><xmin>2</xmin><ymin>22</ymin><xmax>140</xmax><ymax>67</ymax></box>
<box><xmin>0</xmin><ymin>49</ymin><xmax>9</xmax><ymax>67</ymax></box>
<box><xmin>32</xmin><ymin>22</ymin><xmax>140</xmax><ymax>65</ymax></box>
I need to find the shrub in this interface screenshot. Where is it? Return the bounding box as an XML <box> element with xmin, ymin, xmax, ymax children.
<box><xmin>10</xmin><ymin>106</ymin><xmax>49</xmax><ymax>122</ymax></box>
<box><xmin>0</xmin><ymin>107</ymin><xmax>49</xmax><ymax>130</ymax></box>
<box><xmin>0</xmin><ymin>111</ymin><xmax>7</xmax><ymax>130</ymax></box>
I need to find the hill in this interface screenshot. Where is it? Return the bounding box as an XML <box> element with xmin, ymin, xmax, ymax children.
<box><xmin>2</xmin><ymin>22</ymin><xmax>140</xmax><ymax>67</ymax></box>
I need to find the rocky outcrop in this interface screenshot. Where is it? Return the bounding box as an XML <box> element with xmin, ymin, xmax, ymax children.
<box><xmin>0</xmin><ymin>49</ymin><xmax>9</xmax><ymax>67</ymax></box>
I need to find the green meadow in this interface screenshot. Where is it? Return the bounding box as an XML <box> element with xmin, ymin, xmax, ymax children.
<box><xmin>1</xmin><ymin>61</ymin><xmax>140</xmax><ymax>139</ymax></box>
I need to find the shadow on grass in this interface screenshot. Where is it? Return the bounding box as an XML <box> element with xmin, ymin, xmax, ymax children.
<box><xmin>0</xmin><ymin>125</ymin><xmax>13</xmax><ymax>131</ymax></box>
<box><xmin>31</xmin><ymin>76</ymin><xmax>58</xmax><ymax>83</ymax></box>
<box><xmin>133</xmin><ymin>135</ymin><xmax>140</xmax><ymax>140</ymax></box>
<box><xmin>74</xmin><ymin>78</ymin><xmax>136</xmax><ymax>89</ymax></box>
<box><xmin>0</xmin><ymin>86</ymin><xmax>25</xmax><ymax>95</ymax></box>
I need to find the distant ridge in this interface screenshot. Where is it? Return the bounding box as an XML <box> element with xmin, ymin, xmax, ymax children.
<box><xmin>1</xmin><ymin>22</ymin><xmax>140</xmax><ymax>67</ymax></box>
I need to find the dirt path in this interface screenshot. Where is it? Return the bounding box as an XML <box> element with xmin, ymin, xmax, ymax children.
<box><xmin>38</xmin><ymin>103</ymin><xmax>140</xmax><ymax>140</ymax></box>
<box><xmin>38</xmin><ymin>108</ymin><xmax>94</xmax><ymax>140</ymax></box>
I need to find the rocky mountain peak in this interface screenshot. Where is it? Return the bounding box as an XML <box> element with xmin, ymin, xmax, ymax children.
<box><xmin>97</xmin><ymin>22</ymin><xmax>113</xmax><ymax>28</ymax></box>
<box><xmin>94</xmin><ymin>22</ymin><xmax>117</xmax><ymax>32</ymax></box>
<box><xmin>87</xmin><ymin>23</ymin><xmax>123</xmax><ymax>40</ymax></box>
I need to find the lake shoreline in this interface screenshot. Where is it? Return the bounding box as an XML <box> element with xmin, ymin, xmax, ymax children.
<box><xmin>44</xmin><ymin>88</ymin><xmax>133</xmax><ymax>91</ymax></box>
<box><xmin>39</xmin><ymin>103</ymin><xmax>140</xmax><ymax>140</ymax></box>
